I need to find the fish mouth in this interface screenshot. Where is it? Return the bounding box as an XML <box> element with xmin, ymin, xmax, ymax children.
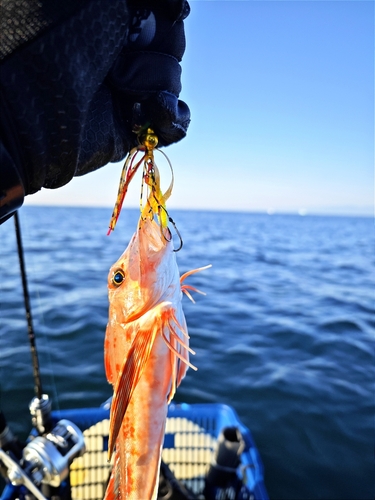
<box><xmin>138</xmin><ymin>218</ymin><xmax>169</xmax><ymax>250</ymax></box>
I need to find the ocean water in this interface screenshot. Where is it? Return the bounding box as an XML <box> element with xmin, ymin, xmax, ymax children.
<box><xmin>0</xmin><ymin>206</ymin><xmax>374</xmax><ymax>499</ymax></box>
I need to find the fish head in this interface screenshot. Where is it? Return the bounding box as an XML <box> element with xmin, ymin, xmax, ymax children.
<box><xmin>108</xmin><ymin>217</ymin><xmax>178</xmax><ymax>323</ymax></box>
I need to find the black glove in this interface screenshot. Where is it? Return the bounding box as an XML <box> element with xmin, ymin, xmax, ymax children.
<box><xmin>0</xmin><ymin>0</ymin><xmax>190</xmax><ymax>223</ymax></box>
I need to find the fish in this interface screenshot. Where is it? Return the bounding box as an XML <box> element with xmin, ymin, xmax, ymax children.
<box><xmin>104</xmin><ymin>215</ymin><xmax>210</xmax><ymax>499</ymax></box>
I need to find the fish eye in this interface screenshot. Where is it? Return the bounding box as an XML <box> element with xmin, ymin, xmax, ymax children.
<box><xmin>112</xmin><ymin>269</ymin><xmax>125</xmax><ymax>286</ymax></box>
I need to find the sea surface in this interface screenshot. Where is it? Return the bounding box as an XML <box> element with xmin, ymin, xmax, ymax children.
<box><xmin>0</xmin><ymin>206</ymin><xmax>374</xmax><ymax>499</ymax></box>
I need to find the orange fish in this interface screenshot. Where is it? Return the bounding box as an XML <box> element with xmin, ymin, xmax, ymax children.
<box><xmin>104</xmin><ymin>216</ymin><xmax>210</xmax><ymax>499</ymax></box>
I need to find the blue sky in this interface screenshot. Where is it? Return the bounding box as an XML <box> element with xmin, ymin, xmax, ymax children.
<box><xmin>26</xmin><ymin>0</ymin><xmax>374</xmax><ymax>216</ymax></box>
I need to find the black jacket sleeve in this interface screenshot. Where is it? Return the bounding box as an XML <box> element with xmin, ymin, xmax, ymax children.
<box><xmin>0</xmin><ymin>0</ymin><xmax>190</xmax><ymax>223</ymax></box>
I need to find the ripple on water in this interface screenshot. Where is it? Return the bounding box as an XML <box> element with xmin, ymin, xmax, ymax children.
<box><xmin>1</xmin><ymin>208</ymin><xmax>374</xmax><ymax>500</ymax></box>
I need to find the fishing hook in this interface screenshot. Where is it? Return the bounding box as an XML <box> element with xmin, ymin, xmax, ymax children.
<box><xmin>158</xmin><ymin>204</ymin><xmax>183</xmax><ymax>252</ymax></box>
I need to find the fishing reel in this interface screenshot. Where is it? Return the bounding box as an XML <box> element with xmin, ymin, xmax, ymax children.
<box><xmin>0</xmin><ymin>411</ymin><xmax>85</xmax><ymax>500</ymax></box>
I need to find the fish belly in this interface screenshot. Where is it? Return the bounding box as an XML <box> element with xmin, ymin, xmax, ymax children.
<box><xmin>117</xmin><ymin>334</ymin><xmax>172</xmax><ymax>499</ymax></box>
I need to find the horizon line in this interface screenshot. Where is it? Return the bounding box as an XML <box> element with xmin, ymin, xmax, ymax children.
<box><xmin>22</xmin><ymin>203</ymin><xmax>374</xmax><ymax>219</ymax></box>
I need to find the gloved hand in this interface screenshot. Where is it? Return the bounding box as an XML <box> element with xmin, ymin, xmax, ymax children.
<box><xmin>0</xmin><ymin>0</ymin><xmax>190</xmax><ymax>223</ymax></box>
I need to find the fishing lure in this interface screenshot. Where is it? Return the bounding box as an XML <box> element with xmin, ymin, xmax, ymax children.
<box><xmin>107</xmin><ymin>129</ymin><xmax>174</xmax><ymax>235</ymax></box>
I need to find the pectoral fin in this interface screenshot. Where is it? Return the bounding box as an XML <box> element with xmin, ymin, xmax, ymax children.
<box><xmin>108</xmin><ymin>324</ymin><xmax>158</xmax><ymax>460</ymax></box>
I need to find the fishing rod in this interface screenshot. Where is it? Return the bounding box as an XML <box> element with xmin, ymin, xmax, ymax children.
<box><xmin>14</xmin><ymin>211</ymin><xmax>51</xmax><ymax>435</ymax></box>
<box><xmin>0</xmin><ymin>212</ymin><xmax>85</xmax><ymax>500</ymax></box>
